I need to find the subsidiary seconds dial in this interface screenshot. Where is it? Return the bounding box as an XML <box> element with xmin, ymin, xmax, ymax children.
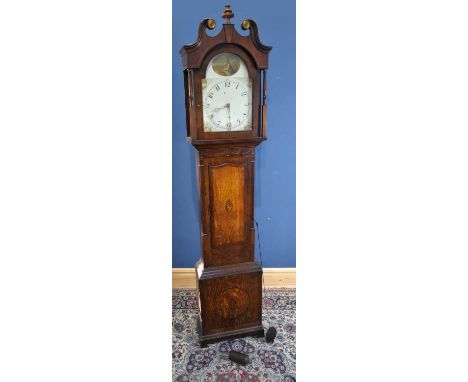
<box><xmin>203</xmin><ymin>78</ymin><xmax>252</xmax><ymax>132</ymax></box>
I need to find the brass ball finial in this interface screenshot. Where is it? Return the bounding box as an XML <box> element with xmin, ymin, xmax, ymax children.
<box><xmin>241</xmin><ymin>19</ymin><xmax>251</xmax><ymax>30</ymax></box>
<box><xmin>222</xmin><ymin>4</ymin><xmax>234</xmax><ymax>24</ymax></box>
<box><xmin>206</xmin><ymin>19</ymin><xmax>216</xmax><ymax>30</ymax></box>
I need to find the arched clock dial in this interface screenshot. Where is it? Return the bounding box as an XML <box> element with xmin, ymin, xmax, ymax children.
<box><xmin>202</xmin><ymin>52</ymin><xmax>252</xmax><ymax>132</ymax></box>
<box><xmin>203</xmin><ymin>78</ymin><xmax>252</xmax><ymax>132</ymax></box>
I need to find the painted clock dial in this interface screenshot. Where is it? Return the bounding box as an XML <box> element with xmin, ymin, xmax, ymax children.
<box><xmin>202</xmin><ymin>53</ymin><xmax>252</xmax><ymax>132</ymax></box>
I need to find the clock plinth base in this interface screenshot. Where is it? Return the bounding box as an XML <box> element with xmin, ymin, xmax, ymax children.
<box><xmin>195</xmin><ymin>260</ymin><xmax>264</xmax><ymax>347</ymax></box>
<box><xmin>197</xmin><ymin>319</ymin><xmax>264</xmax><ymax>348</ymax></box>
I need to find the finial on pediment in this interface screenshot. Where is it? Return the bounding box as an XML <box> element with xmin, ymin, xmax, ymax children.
<box><xmin>222</xmin><ymin>4</ymin><xmax>234</xmax><ymax>24</ymax></box>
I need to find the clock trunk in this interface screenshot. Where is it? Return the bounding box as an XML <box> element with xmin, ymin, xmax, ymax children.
<box><xmin>195</xmin><ymin>144</ymin><xmax>264</xmax><ymax>346</ymax></box>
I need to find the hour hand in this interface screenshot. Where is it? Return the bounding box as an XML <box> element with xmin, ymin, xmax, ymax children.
<box><xmin>210</xmin><ymin>104</ymin><xmax>228</xmax><ymax>113</ymax></box>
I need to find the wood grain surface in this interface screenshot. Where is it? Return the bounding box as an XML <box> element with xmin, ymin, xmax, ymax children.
<box><xmin>210</xmin><ymin>164</ymin><xmax>245</xmax><ymax>248</ymax></box>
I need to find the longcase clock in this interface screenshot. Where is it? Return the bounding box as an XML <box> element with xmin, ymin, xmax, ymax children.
<box><xmin>179</xmin><ymin>5</ymin><xmax>272</xmax><ymax>347</ymax></box>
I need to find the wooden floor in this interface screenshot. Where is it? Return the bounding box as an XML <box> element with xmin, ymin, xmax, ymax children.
<box><xmin>172</xmin><ymin>267</ymin><xmax>296</xmax><ymax>288</ymax></box>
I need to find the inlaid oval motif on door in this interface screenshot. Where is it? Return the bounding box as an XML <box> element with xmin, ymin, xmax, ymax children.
<box><xmin>218</xmin><ymin>287</ymin><xmax>249</xmax><ymax>319</ymax></box>
<box><xmin>225</xmin><ymin>199</ymin><xmax>233</xmax><ymax>213</ymax></box>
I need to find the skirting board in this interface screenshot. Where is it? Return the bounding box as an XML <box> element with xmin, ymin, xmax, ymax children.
<box><xmin>173</xmin><ymin>268</ymin><xmax>295</xmax><ymax>288</ymax></box>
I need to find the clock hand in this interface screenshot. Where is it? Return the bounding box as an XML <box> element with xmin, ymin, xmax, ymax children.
<box><xmin>211</xmin><ymin>104</ymin><xmax>229</xmax><ymax>113</ymax></box>
<box><xmin>227</xmin><ymin>103</ymin><xmax>231</xmax><ymax>129</ymax></box>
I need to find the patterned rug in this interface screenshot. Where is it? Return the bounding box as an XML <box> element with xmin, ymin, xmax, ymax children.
<box><xmin>172</xmin><ymin>288</ymin><xmax>296</xmax><ymax>382</ymax></box>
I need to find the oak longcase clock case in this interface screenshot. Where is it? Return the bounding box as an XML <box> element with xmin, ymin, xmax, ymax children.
<box><xmin>179</xmin><ymin>5</ymin><xmax>271</xmax><ymax>347</ymax></box>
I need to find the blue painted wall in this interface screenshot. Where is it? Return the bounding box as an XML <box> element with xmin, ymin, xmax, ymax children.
<box><xmin>172</xmin><ymin>0</ymin><xmax>295</xmax><ymax>268</ymax></box>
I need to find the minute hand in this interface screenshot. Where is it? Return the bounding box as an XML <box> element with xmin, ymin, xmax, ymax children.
<box><xmin>227</xmin><ymin>103</ymin><xmax>231</xmax><ymax>127</ymax></box>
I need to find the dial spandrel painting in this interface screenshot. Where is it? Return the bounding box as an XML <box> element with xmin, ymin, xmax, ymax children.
<box><xmin>202</xmin><ymin>53</ymin><xmax>252</xmax><ymax>132</ymax></box>
<box><xmin>211</xmin><ymin>53</ymin><xmax>241</xmax><ymax>76</ymax></box>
